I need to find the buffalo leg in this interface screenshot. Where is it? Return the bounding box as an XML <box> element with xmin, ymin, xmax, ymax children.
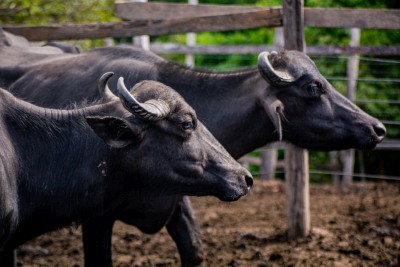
<box><xmin>82</xmin><ymin>216</ymin><xmax>115</xmax><ymax>267</ymax></box>
<box><xmin>166</xmin><ymin>196</ymin><xmax>203</xmax><ymax>267</ymax></box>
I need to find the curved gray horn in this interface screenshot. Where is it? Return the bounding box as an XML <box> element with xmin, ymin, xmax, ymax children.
<box><xmin>258</xmin><ymin>51</ymin><xmax>295</xmax><ymax>87</ymax></box>
<box><xmin>98</xmin><ymin>72</ymin><xmax>116</xmax><ymax>100</ymax></box>
<box><xmin>117</xmin><ymin>77</ymin><xmax>170</xmax><ymax>121</ymax></box>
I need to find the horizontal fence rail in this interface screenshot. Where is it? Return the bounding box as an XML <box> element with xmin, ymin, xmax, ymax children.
<box><xmin>2</xmin><ymin>9</ymin><xmax>283</xmax><ymax>41</ymax></box>
<box><xmin>3</xmin><ymin>5</ymin><xmax>400</xmax><ymax>41</ymax></box>
<box><xmin>149</xmin><ymin>43</ymin><xmax>400</xmax><ymax>56</ymax></box>
<box><xmin>116</xmin><ymin>3</ymin><xmax>400</xmax><ymax>30</ymax></box>
<box><xmin>114</xmin><ymin>2</ymin><xmax>263</xmax><ymax>20</ymax></box>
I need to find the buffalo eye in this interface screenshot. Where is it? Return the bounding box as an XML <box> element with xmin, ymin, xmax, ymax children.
<box><xmin>307</xmin><ymin>81</ymin><xmax>325</xmax><ymax>97</ymax></box>
<box><xmin>181</xmin><ymin>120</ymin><xmax>196</xmax><ymax>130</ymax></box>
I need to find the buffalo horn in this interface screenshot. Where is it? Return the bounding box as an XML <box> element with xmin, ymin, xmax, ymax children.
<box><xmin>117</xmin><ymin>77</ymin><xmax>170</xmax><ymax>121</ymax></box>
<box><xmin>258</xmin><ymin>51</ymin><xmax>295</xmax><ymax>87</ymax></box>
<box><xmin>98</xmin><ymin>72</ymin><xmax>116</xmax><ymax>100</ymax></box>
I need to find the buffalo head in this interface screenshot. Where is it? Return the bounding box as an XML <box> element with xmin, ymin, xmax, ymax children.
<box><xmin>87</xmin><ymin>73</ymin><xmax>253</xmax><ymax>201</ymax></box>
<box><xmin>258</xmin><ymin>50</ymin><xmax>386</xmax><ymax>151</ymax></box>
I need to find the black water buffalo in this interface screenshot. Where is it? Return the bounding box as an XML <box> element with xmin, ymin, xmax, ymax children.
<box><xmin>0</xmin><ymin>29</ymin><xmax>71</xmax><ymax>55</ymax></box>
<box><xmin>0</xmin><ymin>43</ymin><xmax>386</xmax><ymax>266</ymax></box>
<box><xmin>43</xmin><ymin>41</ymin><xmax>80</xmax><ymax>54</ymax></box>
<box><xmin>0</xmin><ymin>45</ymin><xmax>386</xmax><ymax>153</ymax></box>
<box><xmin>0</xmin><ymin>73</ymin><xmax>252</xmax><ymax>265</ymax></box>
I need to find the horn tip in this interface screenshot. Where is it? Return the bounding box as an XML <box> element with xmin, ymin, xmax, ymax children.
<box><xmin>117</xmin><ymin>77</ymin><xmax>126</xmax><ymax>91</ymax></box>
<box><xmin>258</xmin><ymin>51</ymin><xmax>269</xmax><ymax>58</ymax></box>
<box><xmin>100</xmin><ymin>72</ymin><xmax>114</xmax><ymax>79</ymax></box>
<box><xmin>258</xmin><ymin>51</ymin><xmax>273</xmax><ymax>64</ymax></box>
<box><xmin>117</xmin><ymin>76</ymin><xmax>130</xmax><ymax>96</ymax></box>
<box><xmin>98</xmin><ymin>72</ymin><xmax>116</xmax><ymax>99</ymax></box>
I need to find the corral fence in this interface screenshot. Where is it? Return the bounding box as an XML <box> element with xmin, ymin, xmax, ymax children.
<box><xmin>3</xmin><ymin>0</ymin><xmax>400</xmax><ymax>239</ymax></box>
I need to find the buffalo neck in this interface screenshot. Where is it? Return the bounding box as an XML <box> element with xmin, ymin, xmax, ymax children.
<box><xmin>156</xmin><ymin>62</ymin><xmax>277</xmax><ymax>158</ymax></box>
<box><xmin>0</xmin><ymin>90</ymin><xmax>122</xmax><ymax>227</ymax></box>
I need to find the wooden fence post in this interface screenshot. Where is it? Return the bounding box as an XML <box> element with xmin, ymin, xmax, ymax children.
<box><xmin>185</xmin><ymin>0</ymin><xmax>198</xmax><ymax>66</ymax></box>
<box><xmin>285</xmin><ymin>143</ymin><xmax>310</xmax><ymax>237</ymax></box>
<box><xmin>282</xmin><ymin>0</ymin><xmax>311</xmax><ymax>239</ymax></box>
<box><xmin>104</xmin><ymin>38</ymin><xmax>114</xmax><ymax>47</ymax></box>
<box><xmin>259</xmin><ymin>28</ymin><xmax>283</xmax><ymax>180</ymax></box>
<box><xmin>130</xmin><ymin>0</ymin><xmax>150</xmax><ymax>51</ymax></box>
<box><xmin>260</xmin><ymin>148</ymin><xmax>277</xmax><ymax>180</ymax></box>
<box><xmin>330</xmin><ymin>151</ymin><xmax>340</xmax><ymax>184</ymax></box>
<box><xmin>342</xmin><ymin>28</ymin><xmax>360</xmax><ymax>185</ymax></box>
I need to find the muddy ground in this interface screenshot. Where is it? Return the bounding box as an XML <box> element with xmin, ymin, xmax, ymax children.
<box><xmin>17</xmin><ymin>180</ymin><xmax>400</xmax><ymax>267</ymax></box>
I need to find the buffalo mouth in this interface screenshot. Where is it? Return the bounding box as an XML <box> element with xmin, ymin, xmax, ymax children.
<box><xmin>212</xmin><ymin>174</ymin><xmax>253</xmax><ymax>202</ymax></box>
<box><xmin>217</xmin><ymin>190</ymin><xmax>249</xmax><ymax>202</ymax></box>
<box><xmin>288</xmin><ymin>124</ymin><xmax>385</xmax><ymax>151</ymax></box>
<box><xmin>299</xmin><ymin>139</ymin><xmax>379</xmax><ymax>152</ymax></box>
<box><xmin>185</xmin><ymin>172</ymin><xmax>252</xmax><ymax>202</ymax></box>
<box><xmin>348</xmin><ymin>125</ymin><xmax>386</xmax><ymax>150</ymax></box>
<box><xmin>172</xmin><ymin>163</ymin><xmax>253</xmax><ymax>201</ymax></box>
<box><xmin>353</xmin><ymin>122</ymin><xmax>386</xmax><ymax>150</ymax></box>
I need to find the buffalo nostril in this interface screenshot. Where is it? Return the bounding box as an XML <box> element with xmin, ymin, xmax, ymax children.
<box><xmin>373</xmin><ymin>123</ymin><xmax>386</xmax><ymax>142</ymax></box>
<box><xmin>245</xmin><ymin>175</ymin><xmax>253</xmax><ymax>190</ymax></box>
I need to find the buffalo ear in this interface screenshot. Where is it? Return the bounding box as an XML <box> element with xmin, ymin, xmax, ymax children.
<box><xmin>86</xmin><ymin>116</ymin><xmax>141</xmax><ymax>148</ymax></box>
<box><xmin>261</xmin><ymin>96</ymin><xmax>285</xmax><ymax>141</ymax></box>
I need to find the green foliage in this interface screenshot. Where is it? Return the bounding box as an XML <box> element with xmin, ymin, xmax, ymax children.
<box><xmin>0</xmin><ymin>0</ymin><xmax>116</xmax><ymax>49</ymax></box>
<box><xmin>197</xmin><ymin>29</ymin><xmax>273</xmax><ymax>45</ymax></box>
<box><xmin>0</xmin><ymin>0</ymin><xmax>115</xmax><ymax>25</ymax></box>
<box><xmin>362</xmin><ymin>29</ymin><xmax>400</xmax><ymax>46</ymax></box>
<box><xmin>306</xmin><ymin>28</ymin><xmax>350</xmax><ymax>46</ymax></box>
<box><xmin>309</xmin><ymin>151</ymin><xmax>333</xmax><ymax>183</ymax></box>
<box><xmin>194</xmin><ymin>28</ymin><xmax>274</xmax><ymax>69</ymax></box>
<box><xmin>305</xmin><ymin>0</ymin><xmax>387</xmax><ymax>8</ymax></box>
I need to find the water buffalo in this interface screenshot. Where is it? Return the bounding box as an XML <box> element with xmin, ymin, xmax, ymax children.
<box><xmin>0</xmin><ymin>29</ymin><xmax>71</xmax><ymax>55</ymax></box>
<box><xmin>0</xmin><ymin>43</ymin><xmax>386</xmax><ymax>266</ymax></box>
<box><xmin>43</xmin><ymin>41</ymin><xmax>80</xmax><ymax>54</ymax></box>
<box><xmin>0</xmin><ymin>74</ymin><xmax>252</xmax><ymax>265</ymax></box>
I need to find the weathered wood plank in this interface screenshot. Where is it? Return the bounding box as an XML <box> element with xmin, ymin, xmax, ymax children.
<box><xmin>238</xmin><ymin>155</ymin><xmax>284</xmax><ymax>169</ymax></box>
<box><xmin>305</xmin><ymin>8</ymin><xmax>400</xmax><ymax>29</ymax></box>
<box><xmin>3</xmin><ymin>6</ymin><xmax>400</xmax><ymax>42</ymax></box>
<box><xmin>149</xmin><ymin>44</ymin><xmax>400</xmax><ymax>56</ymax></box>
<box><xmin>306</xmin><ymin>45</ymin><xmax>400</xmax><ymax>55</ymax></box>
<box><xmin>284</xmin><ymin>143</ymin><xmax>310</xmax><ymax>238</ymax></box>
<box><xmin>115</xmin><ymin>2</ymin><xmax>400</xmax><ymax>29</ymax></box>
<box><xmin>150</xmin><ymin>44</ymin><xmax>275</xmax><ymax>55</ymax></box>
<box><xmin>283</xmin><ymin>0</ymin><xmax>305</xmax><ymax>51</ymax></box>
<box><xmin>115</xmin><ymin>1</ymin><xmax>262</xmax><ymax>20</ymax></box>
<box><xmin>283</xmin><ymin>0</ymin><xmax>310</xmax><ymax>239</ymax></box>
<box><xmin>342</xmin><ymin>28</ymin><xmax>360</xmax><ymax>185</ymax></box>
<box><xmin>376</xmin><ymin>139</ymin><xmax>400</xmax><ymax>150</ymax></box>
<box><xmin>260</xmin><ymin>149</ymin><xmax>277</xmax><ymax>180</ymax></box>
<box><xmin>2</xmin><ymin>9</ymin><xmax>282</xmax><ymax>41</ymax></box>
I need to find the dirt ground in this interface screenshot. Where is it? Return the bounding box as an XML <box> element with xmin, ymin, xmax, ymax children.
<box><xmin>17</xmin><ymin>180</ymin><xmax>400</xmax><ymax>267</ymax></box>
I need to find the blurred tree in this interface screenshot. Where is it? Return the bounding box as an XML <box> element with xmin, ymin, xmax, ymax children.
<box><xmin>0</xmin><ymin>0</ymin><xmax>115</xmax><ymax>24</ymax></box>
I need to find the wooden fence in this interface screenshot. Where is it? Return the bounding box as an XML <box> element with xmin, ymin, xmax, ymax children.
<box><xmin>3</xmin><ymin>4</ymin><xmax>400</xmax><ymax>41</ymax></box>
<box><xmin>3</xmin><ymin>0</ymin><xmax>400</xmax><ymax>239</ymax></box>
